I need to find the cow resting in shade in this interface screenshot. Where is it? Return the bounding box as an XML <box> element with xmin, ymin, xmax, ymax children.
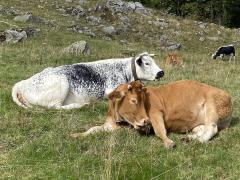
<box><xmin>71</xmin><ymin>80</ymin><xmax>232</xmax><ymax>149</ymax></box>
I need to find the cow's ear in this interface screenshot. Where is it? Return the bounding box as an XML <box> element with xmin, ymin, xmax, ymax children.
<box><xmin>127</xmin><ymin>84</ymin><xmax>132</xmax><ymax>90</ymax></box>
<box><xmin>108</xmin><ymin>91</ymin><xmax>125</xmax><ymax>100</ymax></box>
<box><xmin>130</xmin><ymin>80</ymin><xmax>144</xmax><ymax>89</ymax></box>
<box><xmin>136</xmin><ymin>56</ymin><xmax>142</xmax><ymax>66</ymax></box>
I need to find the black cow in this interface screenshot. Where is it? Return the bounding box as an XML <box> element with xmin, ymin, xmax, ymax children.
<box><xmin>212</xmin><ymin>45</ymin><xmax>235</xmax><ymax>61</ymax></box>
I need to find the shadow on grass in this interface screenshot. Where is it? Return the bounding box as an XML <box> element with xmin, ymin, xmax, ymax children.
<box><xmin>230</xmin><ymin>116</ymin><xmax>240</xmax><ymax>127</ymax></box>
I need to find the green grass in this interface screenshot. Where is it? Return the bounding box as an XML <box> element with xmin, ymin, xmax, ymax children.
<box><xmin>1</xmin><ymin>0</ymin><xmax>240</xmax><ymax>179</ymax></box>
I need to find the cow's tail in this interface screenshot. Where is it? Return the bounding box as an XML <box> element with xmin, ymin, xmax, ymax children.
<box><xmin>12</xmin><ymin>82</ymin><xmax>29</xmax><ymax>108</ymax></box>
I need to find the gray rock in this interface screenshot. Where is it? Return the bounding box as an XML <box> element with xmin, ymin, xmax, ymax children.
<box><xmin>134</xmin><ymin>2</ymin><xmax>149</xmax><ymax>15</ymax></box>
<box><xmin>0</xmin><ymin>6</ymin><xmax>21</xmax><ymax>15</ymax></box>
<box><xmin>86</xmin><ymin>16</ymin><xmax>101</xmax><ymax>26</ymax></box>
<box><xmin>24</xmin><ymin>27</ymin><xmax>40</xmax><ymax>37</ymax></box>
<box><xmin>63</xmin><ymin>41</ymin><xmax>90</xmax><ymax>55</ymax></box>
<box><xmin>120</xmin><ymin>39</ymin><xmax>128</xmax><ymax>44</ymax></box>
<box><xmin>72</xmin><ymin>6</ymin><xmax>85</xmax><ymax>16</ymax></box>
<box><xmin>135</xmin><ymin>2</ymin><xmax>143</xmax><ymax>9</ymax></box>
<box><xmin>65</xmin><ymin>6</ymin><xmax>85</xmax><ymax>17</ymax></box>
<box><xmin>14</xmin><ymin>13</ymin><xmax>54</xmax><ymax>26</ymax></box>
<box><xmin>116</xmin><ymin>25</ymin><xmax>129</xmax><ymax>35</ymax></box>
<box><xmin>102</xmin><ymin>26</ymin><xmax>117</xmax><ymax>35</ymax></box>
<box><xmin>106</xmin><ymin>0</ymin><xmax>127</xmax><ymax>14</ymax></box>
<box><xmin>119</xmin><ymin>15</ymin><xmax>130</xmax><ymax>24</ymax></box>
<box><xmin>14</xmin><ymin>14</ymin><xmax>32</xmax><ymax>22</ymax></box>
<box><xmin>67</xmin><ymin>25</ymin><xmax>96</xmax><ymax>37</ymax></box>
<box><xmin>149</xmin><ymin>19</ymin><xmax>168</xmax><ymax>28</ymax></box>
<box><xmin>165</xmin><ymin>43</ymin><xmax>181</xmax><ymax>51</ymax></box>
<box><xmin>65</xmin><ymin>0</ymin><xmax>73</xmax><ymax>2</ymax></box>
<box><xmin>160</xmin><ymin>35</ymin><xmax>169</xmax><ymax>46</ymax></box>
<box><xmin>160</xmin><ymin>35</ymin><xmax>181</xmax><ymax>51</ymax></box>
<box><xmin>199</xmin><ymin>36</ymin><xmax>205</xmax><ymax>41</ymax></box>
<box><xmin>5</xmin><ymin>29</ymin><xmax>27</xmax><ymax>43</ymax></box>
<box><xmin>126</xmin><ymin>2</ymin><xmax>136</xmax><ymax>11</ymax></box>
<box><xmin>198</xmin><ymin>22</ymin><xmax>207</xmax><ymax>29</ymax></box>
<box><xmin>235</xmin><ymin>28</ymin><xmax>240</xmax><ymax>35</ymax></box>
<box><xmin>79</xmin><ymin>0</ymin><xmax>87</xmax><ymax>4</ymax></box>
<box><xmin>207</xmin><ymin>36</ymin><xmax>219</xmax><ymax>41</ymax></box>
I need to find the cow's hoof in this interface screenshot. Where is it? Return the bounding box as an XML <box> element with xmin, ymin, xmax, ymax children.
<box><xmin>180</xmin><ymin>136</ymin><xmax>191</xmax><ymax>143</ymax></box>
<box><xmin>164</xmin><ymin>140</ymin><xmax>176</xmax><ymax>149</ymax></box>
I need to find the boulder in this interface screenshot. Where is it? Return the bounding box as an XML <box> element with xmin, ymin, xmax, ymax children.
<box><xmin>165</xmin><ymin>43</ymin><xmax>181</xmax><ymax>51</ymax></box>
<box><xmin>86</xmin><ymin>16</ymin><xmax>101</xmax><ymax>26</ymax></box>
<box><xmin>67</xmin><ymin>25</ymin><xmax>96</xmax><ymax>37</ymax></box>
<box><xmin>4</xmin><ymin>29</ymin><xmax>27</xmax><ymax>43</ymax></box>
<box><xmin>65</xmin><ymin>6</ymin><xmax>85</xmax><ymax>17</ymax></box>
<box><xmin>160</xmin><ymin>35</ymin><xmax>181</xmax><ymax>51</ymax></box>
<box><xmin>63</xmin><ymin>41</ymin><xmax>90</xmax><ymax>55</ymax></box>
<box><xmin>79</xmin><ymin>0</ymin><xmax>87</xmax><ymax>5</ymax></box>
<box><xmin>24</xmin><ymin>27</ymin><xmax>40</xmax><ymax>37</ymax></box>
<box><xmin>207</xmin><ymin>36</ymin><xmax>219</xmax><ymax>41</ymax></box>
<box><xmin>149</xmin><ymin>19</ymin><xmax>168</xmax><ymax>28</ymax></box>
<box><xmin>126</xmin><ymin>2</ymin><xmax>136</xmax><ymax>11</ymax></box>
<box><xmin>14</xmin><ymin>13</ymin><xmax>54</xmax><ymax>26</ymax></box>
<box><xmin>0</xmin><ymin>6</ymin><xmax>21</xmax><ymax>15</ymax></box>
<box><xmin>14</xmin><ymin>14</ymin><xmax>31</xmax><ymax>22</ymax></box>
<box><xmin>102</xmin><ymin>26</ymin><xmax>117</xmax><ymax>35</ymax></box>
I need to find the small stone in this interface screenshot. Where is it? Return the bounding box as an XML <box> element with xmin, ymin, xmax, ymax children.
<box><xmin>102</xmin><ymin>26</ymin><xmax>117</xmax><ymax>35</ymax></box>
<box><xmin>63</xmin><ymin>41</ymin><xmax>90</xmax><ymax>55</ymax></box>
<box><xmin>14</xmin><ymin>14</ymin><xmax>31</xmax><ymax>22</ymax></box>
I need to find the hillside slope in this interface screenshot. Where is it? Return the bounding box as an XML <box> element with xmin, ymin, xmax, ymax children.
<box><xmin>1</xmin><ymin>0</ymin><xmax>240</xmax><ymax>179</ymax></box>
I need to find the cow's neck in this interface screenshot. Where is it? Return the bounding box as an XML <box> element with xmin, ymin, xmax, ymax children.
<box><xmin>131</xmin><ymin>57</ymin><xmax>139</xmax><ymax>81</ymax></box>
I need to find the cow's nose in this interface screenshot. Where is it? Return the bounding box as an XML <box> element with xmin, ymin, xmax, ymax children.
<box><xmin>155</xmin><ymin>71</ymin><xmax>164</xmax><ymax>79</ymax></box>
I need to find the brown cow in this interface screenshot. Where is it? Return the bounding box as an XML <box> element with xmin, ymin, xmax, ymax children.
<box><xmin>165</xmin><ymin>53</ymin><xmax>183</xmax><ymax>67</ymax></box>
<box><xmin>71</xmin><ymin>80</ymin><xmax>232</xmax><ymax>149</ymax></box>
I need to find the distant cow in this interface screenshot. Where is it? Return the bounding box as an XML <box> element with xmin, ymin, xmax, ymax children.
<box><xmin>12</xmin><ymin>52</ymin><xmax>164</xmax><ymax>109</ymax></box>
<box><xmin>71</xmin><ymin>80</ymin><xmax>232</xmax><ymax>149</ymax></box>
<box><xmin>165</xmin><ymin>53</ymin><xmax>183</xmax><ymax>67</ymax></box>
<box><xmin>212</xmin><ymin>45</ymin><xmax>235</xmax><ymax>61</ymax></box>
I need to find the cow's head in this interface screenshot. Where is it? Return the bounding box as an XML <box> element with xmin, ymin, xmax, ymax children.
<box><xmin>165</xmin><ymin>53</ymin><xmax>183</xmax><ymax>67</ymax></box>
<box><xmin>134</xmin><ymin>52</ymin><xmax>164</xmax><ymax>81</ymax></box>
<box><xmin>108</xmin><ymin>81</ymin><xmax>150</xmax><ymax>130</ymax></box>
<box><xmin>212</xmin><ymin>53</ymin><xmax>217</xmax><ymax>59</ymax></box>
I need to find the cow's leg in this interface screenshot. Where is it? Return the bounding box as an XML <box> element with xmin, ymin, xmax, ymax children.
<box><xmin>229</xmin><ymin>54</ymin><xmax>233</xmax><ymax>62</ymax></box>
<box><xmin>150</xmin><ymin>110</ymin><xmax>176</xmax><ymax>148</ymax></box>
<box><xmin>220</xmin><ymin>54</ymin><xmax>224</xmax><ymax>59</ymax></box>
<box><xmin>70</xmin><ymin>117</ymin><xmax>119</xmax><ymax>138</ymax></box>
<box><xmin>198</xmin><ymin>123</ymin><xmax>218</xmax><ymax>143</ymax></box>
<box><xmin>182</xmin><ymin>125</ymin><xmax>205</xmax><ymax>142</ymax></box>
<box><xmin>58</xmin><ymin>103</ymin><xmax>88</xmax><ymax>110</ymax></box>
<box><xmin>198</xmin><ymin>101</ymin><xmax>219</xmax><ymax>143</ymax></box>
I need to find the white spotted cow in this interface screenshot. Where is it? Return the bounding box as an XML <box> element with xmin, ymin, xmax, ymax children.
<box><xmin>212</xmin><ymin>45</ymin><xmax>235</xmax><ymax>61</ymax></box>
<box><xmin>12</xmin><ymin>52</ymin><xmax>164</xmax><ymax>109</ymax></box>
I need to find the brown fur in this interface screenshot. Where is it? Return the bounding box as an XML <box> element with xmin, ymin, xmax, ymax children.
<box><xmin>72</xmin><ymin>80</ymin><xmax>232</xmax><ymax>149</ymax></box>
<box><xmin>165</xmin><ymin>53</ymin><xmax>183</xmax><ymax>67</ymax></box>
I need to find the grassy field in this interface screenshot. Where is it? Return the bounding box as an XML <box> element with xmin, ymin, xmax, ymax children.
<box><xmin>1</xmin><ymin>0</ymin><xmax>240</xmax><ymax>179</ymax></box>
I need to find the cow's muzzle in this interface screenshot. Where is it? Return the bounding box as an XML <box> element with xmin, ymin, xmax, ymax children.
<box><xmin>155</xmin><ymin>71</ymin><xmax>164</xmax><ymax>80</ymax></box>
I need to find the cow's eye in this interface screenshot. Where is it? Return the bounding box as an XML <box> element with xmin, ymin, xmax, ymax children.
<box><xmin>145</xmin><ymin>63</ymin><xmax>150</xmax><ymax>66</ymax></box>
<box><xmin>130</xmin><ymin>99</ymin><xmax>137</xmax><ymax>104</ymax></box>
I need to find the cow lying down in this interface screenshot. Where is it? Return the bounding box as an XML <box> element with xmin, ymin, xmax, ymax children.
<box><xmin>12</xmin><ymin>52</ymin><xmax>164</xmax><ymax>109</ymax></box>
<box><xmin>71</xmin><ymin>80</ymin><xmax>232</xmax><ymax>148</ymax></box>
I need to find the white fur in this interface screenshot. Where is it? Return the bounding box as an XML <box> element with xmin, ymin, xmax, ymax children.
<box><xmin>12</xmin><ymin>52</ymin><xmax>163</xmax><ymax>109</ymax></box>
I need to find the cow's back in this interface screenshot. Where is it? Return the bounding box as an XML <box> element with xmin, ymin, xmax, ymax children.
<box><xmin>147</xmin><ymin>80</ymin><xmax>232</xmax><ymax>132</ymax></box>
